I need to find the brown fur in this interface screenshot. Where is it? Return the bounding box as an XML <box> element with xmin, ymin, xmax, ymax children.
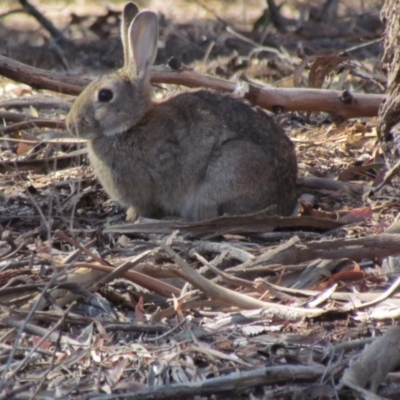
<box><xmin>66</xmin><ymin>3</ymin><xmax>298</xmax><ymax>220</ymax></box>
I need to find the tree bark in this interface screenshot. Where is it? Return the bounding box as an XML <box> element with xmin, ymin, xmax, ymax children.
<box><xmin>377</xmin><ymin>0</ymin><xmax>400</xmax><ymax>166</ymax></box>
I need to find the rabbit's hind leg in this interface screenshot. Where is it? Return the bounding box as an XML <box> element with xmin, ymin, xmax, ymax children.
<box><xmin>197</xmin><ymin>141</ymin><xmax>274</xmax><ymax>218</ymax></box>
<box><xmin>180</xmin><ymin>191</ymin><xmax>220</xmax><ymax>221</ymax></box>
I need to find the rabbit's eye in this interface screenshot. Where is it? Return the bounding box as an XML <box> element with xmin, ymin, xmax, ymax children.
<box><xmin>98</xmin><ymin>89</ymin><xmax>113</xmax><ymax>102</ymax></box>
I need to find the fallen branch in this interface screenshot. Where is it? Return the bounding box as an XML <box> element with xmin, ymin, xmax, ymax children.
<box><xmin>104</xmin><ymin>212</ymin><xmax>345</xmax><ymax>236</ymax></box>
<box><xmin>162</xmin><ymin>243</ymin><xmax>327</xmax><ymax>319</ymax></box>
<box><xmin>0</xmin><ymin>96</ymin><xmax>71</xmax><ymax>111</ymax></box>
<box><xmin>86</xmin><ymin>364</ymin><xmax>327</xmax><ymax>400</ymax></box>
<box><xmin>0</xmin><ymin>111</ymin><xmax>34</xmax><ymax>123</ymax></box>
<box><xmin>0</xmin><ymin>148</ymin><xmax>86</xmax><ymax>174</ymax></box>
<box><xmin>341</xmin><ymin>325</ymin><xmax>400</xmax><ymax>393</ymax></box>
<box><xmin>0</xmin><ymin>119</ymin><xmax>66</xmax><ymax>134</ymax></box>
<box><xmin>0</xmin><ymin>55</ymin><xmax>86</xmax><ymax>95</ymax></box>
<box><xmin>0</xmin><ymin>55</ymin><xmax>384</xmax><ymax>119</ymax></box>
<box><xmin>232</xmin><ymin>233</ymin><xmax>400</xmax><ymax>270</ymax></box>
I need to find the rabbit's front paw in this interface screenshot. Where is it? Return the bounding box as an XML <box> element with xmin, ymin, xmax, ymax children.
<box><xmin>126</xmin><ymin>206</ymin><xmax>138</xmax><ymax>222</ymax></box>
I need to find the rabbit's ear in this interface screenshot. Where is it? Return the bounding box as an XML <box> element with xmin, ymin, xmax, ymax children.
<box><xmin>121</xmin><ymin>2</ymin><xmax>139</xmax><ymax>69</ymax></box>
<box><xmin>128</xmin><ymin>11</ymin><xmax>159</xmax><ymax>78</ymax></box>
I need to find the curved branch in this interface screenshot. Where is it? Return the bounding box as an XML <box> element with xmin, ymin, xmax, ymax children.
<box><xmin>0</xmin><ymin>54</ymin><xmax>384</xmax><ymax>120</ymax></box>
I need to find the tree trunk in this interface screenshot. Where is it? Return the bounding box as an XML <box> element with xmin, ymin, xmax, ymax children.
<box><xmin>377</xmin><ymin>0</ymin><xmax>400</xmax><ymax>167</ymax></box>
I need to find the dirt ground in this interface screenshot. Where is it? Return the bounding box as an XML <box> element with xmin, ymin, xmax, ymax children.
<box><xmin>2</xmin><ymin>0</ymin><xmax>400</xmax><ymax>399</ymax></box>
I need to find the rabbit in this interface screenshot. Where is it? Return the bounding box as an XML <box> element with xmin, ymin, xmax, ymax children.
<box><xmin>66</xmin><ymin>2</ymin><xmax>298</xmax><ymax>221</ymax></box>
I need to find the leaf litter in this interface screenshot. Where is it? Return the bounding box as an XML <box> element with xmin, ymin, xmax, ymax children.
<box><xmin>1</xmin><ymin>0</ymin><xmax>400</xmax><ymax>399</ymax></box>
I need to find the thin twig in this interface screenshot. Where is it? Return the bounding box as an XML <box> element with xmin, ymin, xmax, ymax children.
<box><xmin>19</xmin><ymin>0</ymin><xmax>68</xmax><ymax>45</ymax></box>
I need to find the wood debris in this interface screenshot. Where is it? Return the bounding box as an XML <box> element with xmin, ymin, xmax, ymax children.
<box><xmin>1</xmin><ymin>0</ymin><xmax>399</xmax><ymax>398</ymax></box>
